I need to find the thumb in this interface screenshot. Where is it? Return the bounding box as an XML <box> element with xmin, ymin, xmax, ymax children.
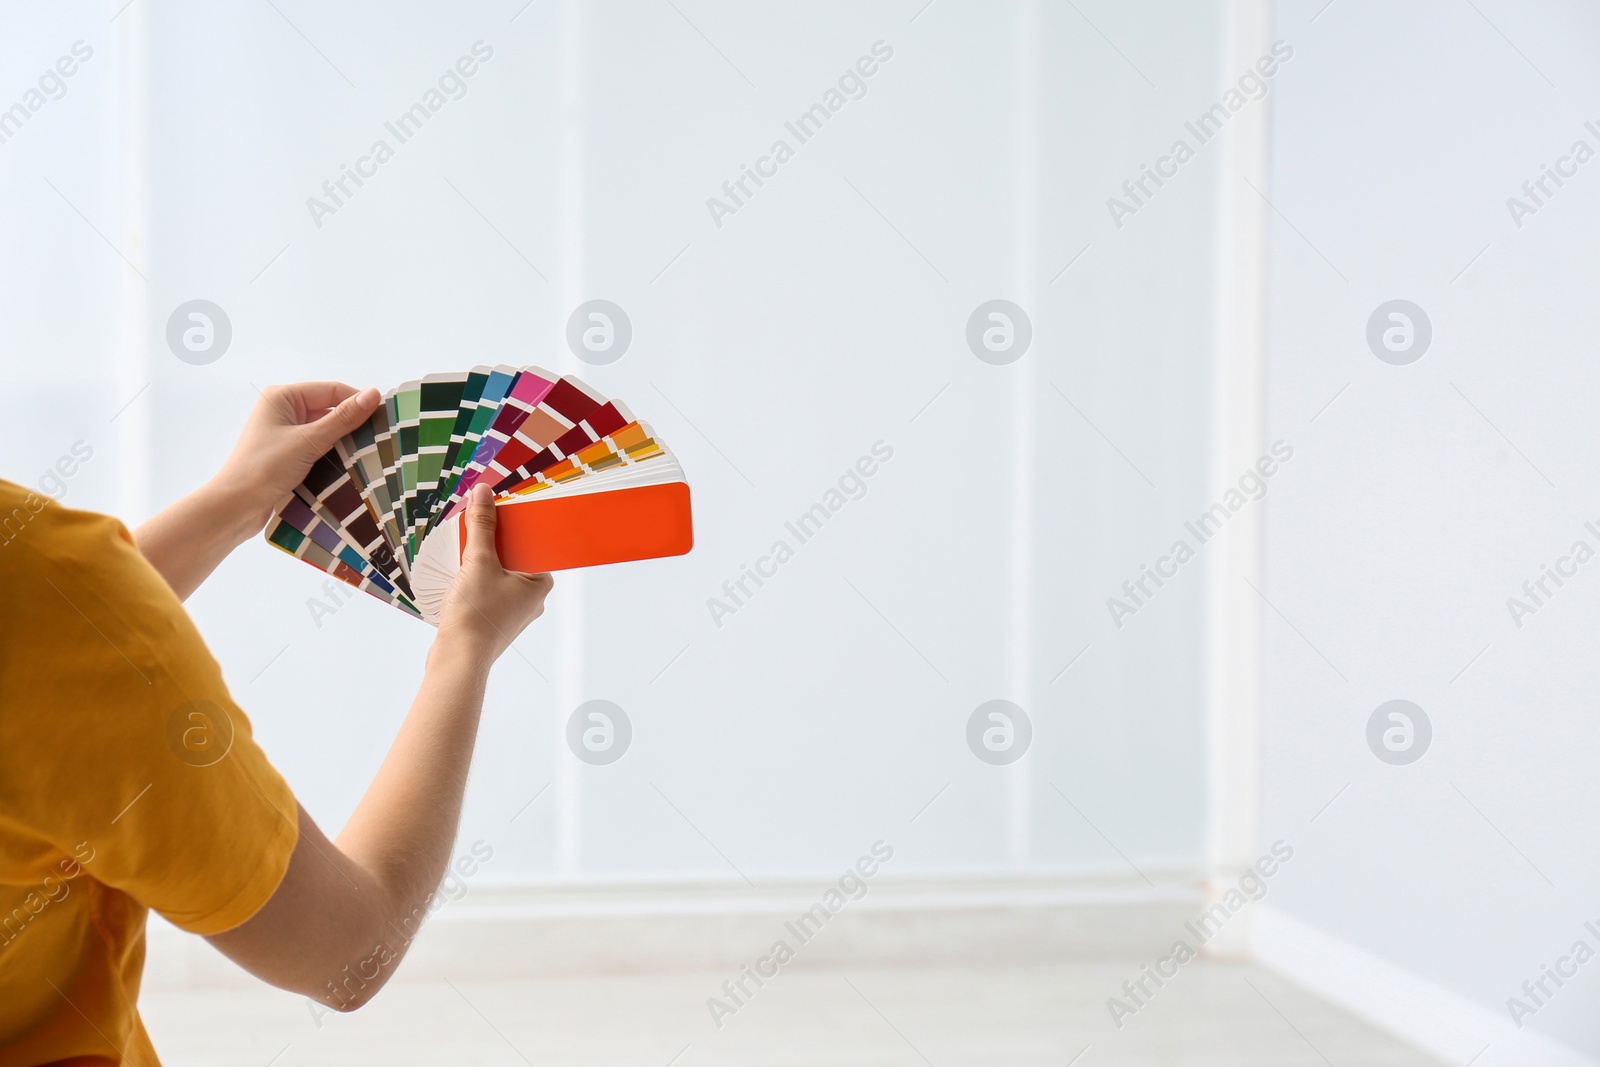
<box><xmin>309</xmin><ymin>387</ymin><xmax>380</xmax><ymax>450</ymax></box>
<box><xmin>463</xmin><ymin>483</ymin><xmax>502</xmax><ymax>569</ymax></box>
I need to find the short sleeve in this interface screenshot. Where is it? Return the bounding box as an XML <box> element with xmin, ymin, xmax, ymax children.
<box><xmin>0</xmin><ymin>501</ymin><xmax>299</xmax><ymax>936</ymax></box>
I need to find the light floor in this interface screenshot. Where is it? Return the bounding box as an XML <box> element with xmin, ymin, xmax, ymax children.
<box><xmin>139</xmin><ymin>960</ymin><xmax>1445</xmax><ymax>1066</ymax></box>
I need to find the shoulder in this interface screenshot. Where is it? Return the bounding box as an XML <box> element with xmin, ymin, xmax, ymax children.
<box><xmin>0</xmin><ymin>477</ymin><xmax>132</xmax><ymax>563</ymax></box>
<box><xmin>0</xmin><ymin>478</ymin><xmax>200</xmax><ymax>690</ymax></box>
<box><xmin>0</xmin><ymin>479</ymin><xmax>62</xmax><ymax>545</ymax></box>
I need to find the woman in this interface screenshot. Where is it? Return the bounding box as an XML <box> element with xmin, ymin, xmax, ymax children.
<box><xmin>0</xmin><ymin>383</ymin><xmax>553</xmax><ymax>1065</ymax></box>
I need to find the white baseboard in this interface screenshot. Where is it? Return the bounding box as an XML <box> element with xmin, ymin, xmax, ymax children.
<box><xmin>142</xmin><ymin>874</ymin><xmax>1203</xmax><ymax>990</ymax></box>
<box><xmin>1253</xmin><ymin>904</ymin><xmax>1598</xmax><ymax>1067</ymax></box>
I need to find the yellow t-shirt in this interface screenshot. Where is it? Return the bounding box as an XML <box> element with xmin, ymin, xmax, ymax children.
<box><xmin>0</xmin><ymin>480</ymin><xmax>299</xmax><ymax>1065</ymax></box>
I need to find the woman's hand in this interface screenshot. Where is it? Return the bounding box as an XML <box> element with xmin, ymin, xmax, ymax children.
<box><xmin>135</xmin><ymin>382</ymin><xmax>380</xmax><ymax>601</ymax></box>
<box><xmin>213</xmin><ymin>382</ymin><xmax>382</xmax><ymax>536</ymax></box>
<box><xmin>434</xmin><ymin>484</ymin><xmax>554</xmax><ymax>670</ymax></box>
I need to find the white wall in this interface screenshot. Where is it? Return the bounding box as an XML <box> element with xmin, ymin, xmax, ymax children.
<box><xmin>4</xmin><ymin>1</ymin><xmax>1241</xmax><ymax>886</ymax></box>
<box><xmin>0</xmin><ymin>5</ymin><xmax>123</xmax><ymax>504</ymax></box>
<box><xmin>1262</xmin><ymin>0</ymin><xmax>1600</xmax><ymax>1057</ymax></box>
<box><xmin>17</xmin><ymin>0</ymin><xmax>1600</xmax><ymax>1050</ymax></box>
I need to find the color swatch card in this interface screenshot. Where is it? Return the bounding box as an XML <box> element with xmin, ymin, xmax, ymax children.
<box><xmin>264</xmin><ymin>370</ymin><xmax>694</xmax><ymax>625</ymax></box>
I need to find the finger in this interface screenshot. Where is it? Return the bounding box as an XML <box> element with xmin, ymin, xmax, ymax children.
<box><xmin>462</xmin><ymin>483</ymin><xmax>502</xmax><ymax>569</ymax></box>
<box><xmin>281</xmin><ymin>382</ymin><xmax>364</xmax><ymax>420</ymax></box>
<box><xmin>306</xmin><ymin>386</ymin><xmax>381</xmax><ymax>450</ymax></box>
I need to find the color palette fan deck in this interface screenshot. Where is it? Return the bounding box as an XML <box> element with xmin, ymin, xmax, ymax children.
<box><xmin>264</xmin><ymin>367</ymin><xmax>694</xmax><ymax>625</ymax></box>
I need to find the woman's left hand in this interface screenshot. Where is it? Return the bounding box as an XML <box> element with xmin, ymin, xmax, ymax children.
<box><xmin>134</xmin><ymin>382</ymin><xmax>381</xmax><ymax>601</ymax></box>
<box><xmin>213</xmin><ymin>382</ymin><xmax>382</xmax><ymax>534</ymax></box>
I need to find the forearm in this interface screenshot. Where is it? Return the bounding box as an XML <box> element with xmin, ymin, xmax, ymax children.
<box><xmin>133</xmin><ymin>479</ymin><xmax>264</xmax><ymax>601</ymax></box>
<box><xmin>324</xmin><ymin>640</ymin><xmax>489</xmax><ymax>1005</ymax></box>
<box><xmin>209</xmin><ymin>638</ymin><xmax>491</xmax><ymax>1008</ymax></box>
<box><xmin>336</xmin><ymin>637</ymin><xmax>490</xmax><ymax>913</ymax></box>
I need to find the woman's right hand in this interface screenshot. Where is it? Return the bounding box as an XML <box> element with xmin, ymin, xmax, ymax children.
<box><xmin>434</xmin><ymin>483</ymin><xmax>554</xmax><ymax>668</ymax></box>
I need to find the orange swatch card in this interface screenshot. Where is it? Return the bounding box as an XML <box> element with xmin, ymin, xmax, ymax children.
<box><xmin>465</xmin><ymin>480</ymin><xmax>694</xmax><ymax>573</ymax></box>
